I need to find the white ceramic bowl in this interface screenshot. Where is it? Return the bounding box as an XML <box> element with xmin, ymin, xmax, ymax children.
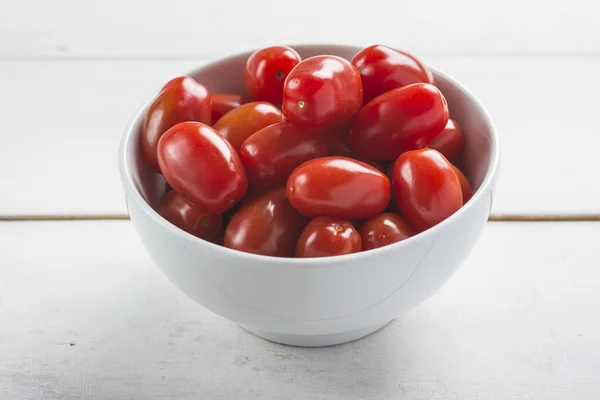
<box><xmin>119</xmin><ymin>44</ymin><xmax>499</xmax><ymax>347</ymax></box>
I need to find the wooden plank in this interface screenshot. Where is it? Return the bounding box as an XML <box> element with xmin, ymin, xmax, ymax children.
<box><xmin>1</xmin><ymin>0</ymin><xmax>599</xmax><ymax>57</ymax></box>
<box><xmin>1</xmin><ymin>56</ymin><xmax>598</xmax><ymax>217</ymax></box>
<box><xmin>0</xmin><ymin>220</ymin><xmax>598</xmax><ymax>399</ymax></box>
<box><xmin>0</xmin><ymin>59</ymin><xmax>202</xmax><ymax>216</ymax></box>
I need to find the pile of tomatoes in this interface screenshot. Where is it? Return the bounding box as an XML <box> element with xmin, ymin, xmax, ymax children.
<box><xmin>140</xmin><ymin>44</ymin><xmax>473</xmax><ymax>258</ymax></box>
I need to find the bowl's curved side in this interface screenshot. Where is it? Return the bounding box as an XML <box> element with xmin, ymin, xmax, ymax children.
<box><xmin>126</xmin><ymin>184</ymin><xmax>492</xmax><ymax>336</ymax></box>
<box><xmin>118</xmin><ymin>44</ymin><xmax>500</xmax><ymax>337</ymax></box>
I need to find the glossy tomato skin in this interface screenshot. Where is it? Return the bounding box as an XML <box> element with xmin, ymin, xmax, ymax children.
<box><xmin>352</xmin><ymin>45</ymin><xmax>434</xmax><ymax>104</ymax></box>
<box><xmin>282</xmin><ymin>56</ymin><xmax>363</xmax><ymax>131</ymax></box>
<box><xmin>142</xmin><ymin>76</ymin><xmax>211</xmax><ymax>171</ymax></box>
<box><xmin>157</xmin><ymin>190</ymin><xmax>223</xmax><ymax>242</ymax></box>
<box><xmin>296</xmin><ymin>217</ymin><xmax>361</xmax><ymax>258</ymax></box>
<box><xmin>452</xmin><ymin>165</ymin><xmax>474</xmax><ymax>204</ymax></box>
<box><xmin>224</xmin><ymin>188</ymin><xmax>307</xmax><ymax>257</ymax></box>
<box><xmin>214</xmin><ymin>101</ymin><xmax>285</xmax><ymax>151</ymax></box>
<box><xmin>157</xmin><ymin>122</ymin><xmax>248</xmax><ymax>214</ymax></box>
<box><xmin>211</xmin><ymin>93</ymin><xmax>253</xmax><ymax>122</ymax></box>
<box><xmin>427</xmin><ymin>119</ymin><xmax>464</xmax><ymax>162</ymax></box>
<box><xmin>349</xmin><ymin>83</ymin><xmax>449</xmax><ymax>160</ymax></box>
<box><xmin>359</xmin><ymin>213</ymin><xmax>416</xmax><ymax>251</ymax></box>
<box><xmin>240</xmin><ymin>123</ymin><xmax>328</xmax><ymax>190</ymax></box>
<box><xmin>393</xmin><ymin>148</ymin><xmax>462</xmax><ymax>231</ymax></box>
<box><xmin>244</xmin><ymin>46</ymin><xmax>301</xmax><ymax>104</ymax></box>
<box><xmin>352</xmin><ymin>157</ymin><xmax>384</xmax><ymax>172</ymax></box>
<box><xmin>287</xmin><ymin>156</ymin><xmax>390</xmax><ymax>220</ymax></box>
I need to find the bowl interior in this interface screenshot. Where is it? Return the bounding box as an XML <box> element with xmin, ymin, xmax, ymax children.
<box><xmin>126</xmin><ymin>44</ymin><xmax>496</xmax><ymax>216</ymax></box>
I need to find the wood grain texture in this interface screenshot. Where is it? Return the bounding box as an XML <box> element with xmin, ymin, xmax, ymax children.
<box><xmin>1</xmin><ymin>220</ymin><xmax>599</xmax><ymax>399</ymax></box>
<box><xmin>1</xmin><ymin>0</ymin><xmax>599</xmax><ymax>57</ymax></box>
<box><xmin>0</xmin><ymin>56</ymin><xmax>598</xmax><ymax>217</ymax></box>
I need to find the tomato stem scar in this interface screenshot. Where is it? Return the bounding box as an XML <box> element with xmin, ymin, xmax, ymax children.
<box><xmin>276</xmin><ymin>71</ymin><xmax>284</xmax><ymax>80</ymax></box>
<box><xmin>335</xmin><ymin>224</ymin><xmax>343</xmax><ymax>232</ymax></box>
<box><xmin>297</xmin><ymin>100</ymin><xmax>305</xmax><ymax>109</ymax></box>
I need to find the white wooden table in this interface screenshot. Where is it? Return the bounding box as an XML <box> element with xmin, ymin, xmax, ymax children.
<box><xmin>1</xmin><ymin>1</ymin><xmax>599</xmax><ymax>398</ymax></box>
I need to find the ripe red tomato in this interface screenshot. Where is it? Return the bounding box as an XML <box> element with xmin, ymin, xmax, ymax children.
<box><xmin>452</xmin><ymin>165</ymin><xmax>474</xmax><ymax>204</ymax></box>
<box><xmin>296</xmin><ymin>217</ymin><xmax>361</xmax><ymax>258</ymax></box>
<box><xmin>142</xmin><ymin>76</ymin><xmax>211</xmax><ymax>171</ymax></box>
<box><xmin>393</xmin><ymin>148</ymin><xmax>462</xmax><ymax>231</ymax></box>
<box><xmin>282</xmin><ymin>56</ymin><xmax>363</xmax><ymax>130</ymax></box>
<box><xmin>359</xmin><ymin>213</ymin><xmax>416</xmax><ymax>250</ymax></box>
<box><xmin>157</xmin><ymin>122</ymin><xmax>248</xmax><ymax>214</ymax></box>
<box><xmin>213</xmin><ymin>101</ymin><xmax>285</xmax><ymax>151</ymax></box>
<box><xmin>352</xmin><ymin>45</ymin><xmax>434</xmax><ymax>104</ymax></box>
<box><xmin>224</xmin><ymin>188</ymin><xmax>307</xmax><ymax>257</ymax></box>
<box><xmin>427</xmin><ymin>119</ymin><xmax>464</xmax><ymax>162</ymax></box>
<box><xmin>244</xmin><ymin>46</ymin><xmax>302</xmax><ymax>104</ymax></box>
<box><xmin>240</xmin><ymin>122</ymin><xmax>328</xmax><ymax>190</ymax></box>
<box><xmin>348</xmin><ymin>83</ymin><xmax>449</xmax><ymax>160</ymax></box>
<box><xmin>211</xmin><ymin>93</ymin><xmax>253</xmax><ymax>122</ymax></box>
<box><xmin>287</xmin><ymin>156</ymin><xmax>390</xmax><ymax>220</ymax></box>
<box><xmin>157</xmin><ymin>190</ymin><xmax>223</xmax><ymax>242</ymax></box>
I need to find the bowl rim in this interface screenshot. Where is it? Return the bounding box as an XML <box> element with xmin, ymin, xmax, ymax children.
<box><xmin>118</xmin><ymin>43</ymin><xmax>500</xmax><ymax>267</ymax></box>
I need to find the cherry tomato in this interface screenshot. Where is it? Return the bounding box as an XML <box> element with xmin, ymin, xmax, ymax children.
<box><xmin>349</xmin><ymin>83</ymin><xmax>449</xmax><ymax>160</ymax></box>
<box><xmin>359</xmin><ymin>213</ymin><xmax>416</xmax><ymax>251</ymax></box>
<box><xmin>224</xmin><ymin>188</ymin><xmax>307</xmax><ymax>257</ymax></box>
<box><xmin>296</xmin><ymin>217</ymin><xmax>361</xmax><ymax>258</ymax></box>
<box><xmin>287</xmin><ymin>156</ymin><xmax>390</xmax><ymax>220</ymax></box>
<box><xmin>240</xmin><ymin>122</ymin><xmax>328</xmax><ymax>190</ymax></box>
<box><xmin>452</xmin><ymin>165</ymin><xmax>474</xmax><ymax>204</ymax></box>
<box><xmin>214</xmin><ymin>101</ymin><xmax>285</xmax><ymax>151</ymax></box>
<box><xmin>282</xmin><ymin>56</ymin><xmax>363</xmax><ymax>131</ymax></box>
<box><xmin>427</xmin><ymin>119</ymin><xmax>464</xmax><ymax>162</ymax></box>
<box><xmin>244</xmin><ymin>46</ymin><xmax>302</xmax><ymax>104</ymax></box>
<box><xmin>157</xmin><ymin>190</ymin><xmax>223</xmax><ymax>242</ymax></box>
<box><xmin>393</xmin><ymin>148</ymin><xmax>462</xmax><ymax>231</ymax></box>
<box><xmin>352</xmin><ymin>45</ymin><xmax>434</xmax><ymax>104</ymax></box>
<box><xmin>157</xmin><ymin>122</ymin><xmax>247</xmax><ymax>214</ymax></box>
<box><xmin>142</xmin><ymin>76</ymin><xmax>211</xmax><ymax>171</ymax></box>
<box><xmin>211</xmin><ymin>93</ymin><xmax>253</xmax><ymax>122</ymax></box>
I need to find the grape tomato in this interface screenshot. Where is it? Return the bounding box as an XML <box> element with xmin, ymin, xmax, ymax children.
<box><xmin>214</xmin><ymin>101</ymin><xmax>285</xmax><ymax>151</ymax></box>
<box><xmin>157</xmin><ymin>121</ymin><xmax>248</xmax><ymax>214</ymax></box>
<box><xmin>296</xmin><ymin>217</ymin><xmax>361</xmax><ymax>258</ymax></box>
<box><xmin>287</xmin><ymin>156</ymin><xmax>390</xmax><ymax>220</ymax></box>
<box><xmin>142</xmin><ymin>76</ymin><xmax>211</xmax><ymax>171</ymax></box>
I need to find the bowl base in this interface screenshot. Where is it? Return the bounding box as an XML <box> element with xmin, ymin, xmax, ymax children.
<box><xmin>241</xmin><ymin>320</ymin><xmax>392</xmax><ymax>347</ymax></box>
